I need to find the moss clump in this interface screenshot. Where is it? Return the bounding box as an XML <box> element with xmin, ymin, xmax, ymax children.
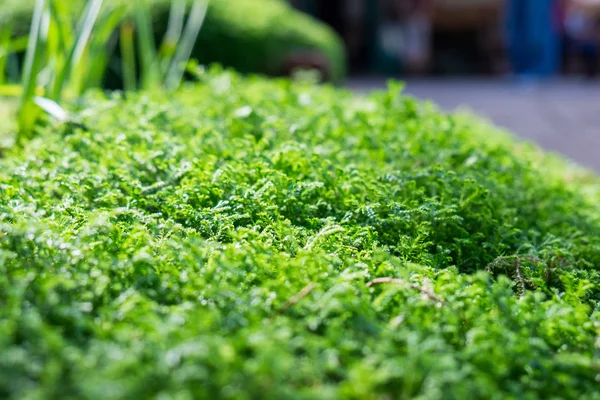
<box><xmin>1</xmin><ymin>70</ymin><xmax>599</xmax><ymax>399</ymax></box>
<box><xmin>0</xmin><ymin>0</ymin><xmax>346</xmax><ymax>83</ymax></box>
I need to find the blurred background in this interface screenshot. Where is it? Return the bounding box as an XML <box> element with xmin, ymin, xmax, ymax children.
<box><xmin>290</xmin><ymin>0</ymin><xmax>600</xmax><ymax>78</ymax></box>
<box><xmin>289</xmin><ymin>0</ymin><xmax>600</xmax><ymax>171</ymax></box>
<box><xmin>1</xmin><ymin>0</ymin><xmax>600</xmax><ymax>170</ymax></box>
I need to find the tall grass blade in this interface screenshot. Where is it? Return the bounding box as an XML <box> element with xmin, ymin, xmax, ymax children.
<box><xmin>73</xmin><ymin>0</ymin><xmax>102</xmax><ymax>55</ymax></box>
<box><xmin>48</xmin><ymin>0</ymin><xmax>74</xmax><ymax>56</ymax></box>
<box><xmin>159</xmin><ymin>0</ymin><xmax>186</xmax><ymax>76</ymax></box>
<box><xmin>120</xmin><ymin>21</ymin><xmax>136</xmax><ymax>92</ymax></box>
<box><xmin>134</xmin><ymin>4</ymin><xmax>160</xmax><ymax>90</ymax></box>
<box><xmin>45</xmin><ymin>6</ymin><xmax>63</xmax><ymax>95</ymax></box>
<box><xmin>18</xmin><ymin>0</ymin><xmax>47</xmax><ymax>139</ymax></box>
<box><xmin>21</xmin><ymin>0</ymin><xmax>46</xmax><ymax>101</ymax></box>
<box><xmin>46</xmin><ymin>0</ymin><xmax>76</xmax><ymax>98</ymax></box>
<box><xmin>51</xmin><ymin>0</ymin><xmax>103</xmax><ymax>101</ymax></box>
<box><xmin>86</xmin><ymin>6</ymin><xmax>125</xmax><ymax>89</ymax></box>
<box><xmin>165</xmin><ymin>0</ymin><xmax>208</xmax><ymax>91</ymax></box>
<box><xmin>0</xmin><ymin>23</ymin><xmax>13</xmax><ymax>84</ymax></box>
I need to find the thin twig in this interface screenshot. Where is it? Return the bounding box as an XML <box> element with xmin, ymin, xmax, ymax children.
<box><xmin>486</xmin><ymin>255</ymin><xmax>537</xmax><ymax>297</ymax></box>
<box><xmin>367</xmin><ymin>277</ymin><xmax>445</xmax><ymax>305</ymax></box>
<box><xmin>282</xmin><ymin>282</ymin><xmax>315</xmax><ymax>310</ymax></box>
<box><xmin>514</xmin><ymin>259</ymin><xmax>526</xmax><ymax>297</ymax></box>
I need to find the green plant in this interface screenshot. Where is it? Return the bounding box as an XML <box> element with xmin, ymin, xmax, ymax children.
<box><xmin>1</xmin><ymin>0</ymin><xmax>346</xmax><ymax>85</ymax></box>
<box><xmin>177</xmin><ymin>0</ymin><xmax>346</xmax><ymax>82</ymax></box>
<box><xmin>0</xmin><ymin>69</ymin><xmax>599</xmax><ymax>399</ymax></box>
<box><xmin>124</xmin><ymin>0</ymin><xmax>208</xmax><ymax>91</ymax></box>
<box><xmin>17</xmin><ymin>0</ymin><xmax>107</xmax><ymax>138</ymax></box>
<box><xmin>1</xmin><ymin>0</ymin><xmax>345</xmax><ymax>140</ymax></box>
<box><xmin>2</xmin><ymin>0</ymin><xmax>208</xmax><ymax>140</ymax></box>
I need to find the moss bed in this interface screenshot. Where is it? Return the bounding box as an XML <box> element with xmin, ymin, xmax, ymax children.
<box><xmin>1</xmin><ymin>70</ymin><xmax>600</xmax><ymax>399</ymax></box>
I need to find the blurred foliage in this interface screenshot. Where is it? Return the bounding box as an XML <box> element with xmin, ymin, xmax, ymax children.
<box><xmin>0</xmin><ymin>68</ymin><xmax>599</xmax><ymax>398</ymax></box>
<box><xmin>0</xmin><ymin>0</ymin><xmax>346</xmax><ymax>84</ymax></box>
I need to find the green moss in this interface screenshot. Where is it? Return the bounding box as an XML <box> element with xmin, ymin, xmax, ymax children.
<box><xmin>0</xmin><ymin>0</ymin><xmax>346</xmax><ymax>83</ymax></box>
<box><xmin>0</xmin><ymin>70</ymin><xmax>599</xmax><ymax>398</ymax></box>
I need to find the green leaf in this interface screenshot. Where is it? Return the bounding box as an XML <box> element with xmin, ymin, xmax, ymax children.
<box><xmin>165</xmin><ymin>0</ymin><xmax>208</xmax><ymax>91</ymax></box>
<box><xmin>34</xmin><ymin>95</ymin><xmax>68</xmax><ymax>121</ymax></box>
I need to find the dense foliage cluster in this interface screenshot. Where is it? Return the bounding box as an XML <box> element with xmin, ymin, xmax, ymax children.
<box><xmin>1</xmin><ymin>70</ymin><xmax>600</xmax><ymax>398</ymax></box>
<box><xmin>1</xmin><ymin>0</ymin><xmax>346</xmax><ymax>84</ymax></box>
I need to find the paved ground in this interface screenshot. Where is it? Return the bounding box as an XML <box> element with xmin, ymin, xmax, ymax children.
<box><xmin>347</xmin><ymin>78</ymin><xmax>600</xmax><ymax>172</ymax></box>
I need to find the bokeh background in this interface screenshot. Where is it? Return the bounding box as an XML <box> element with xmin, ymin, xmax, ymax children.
<box><xmin>290</xmin><ymin>0</ymin><xmax>600</xmax><ymax>171</ymax></box>
<box><xmin>2</xmin><ymin>0</ymin><xmax>599</xmax><ymax>170</ymax></box>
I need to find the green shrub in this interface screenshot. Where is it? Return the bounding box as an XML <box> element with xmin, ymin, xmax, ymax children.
<box><xmin>179</xmin><ymin>0</ymin><xmax>346</xmax><ymax>82</ymax></box>
<box><xmin>0</xmin><ymin>0</ymin><xmax>346</xmax><ymax>83</ymax></box>
<box><xmin>0</xmin><ymin>69</ymin><xmax>599</xmax><ymax>399</ymax></box>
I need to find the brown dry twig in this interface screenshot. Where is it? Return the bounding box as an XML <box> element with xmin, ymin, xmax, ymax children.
<box><xmin>282</xmin><ymin>282</ymin><xmax>315</xmax><ymax>310</ymax></box>
<box><xmin>514</xmin><ymin>259</ymin><xmax>526</xmax><ymax>297</ymax></box>
<box><xmin>367</xmin><ymin>277</ymin><xmax>445</xmax><ymax>305</ymax></box>
<box><xmin>485</xmin><ymin>255</ymin><xmax>538</xmax><ymax>297</ymax></box>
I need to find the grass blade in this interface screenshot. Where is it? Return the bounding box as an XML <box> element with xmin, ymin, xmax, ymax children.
<box><xmin>120</xmin><ymin>21</ymin><xmax>136</xmax><ymax>92</ymax></box>
<box><xmin>85</xmin><ymin>5</ymin><xmax>125</xmax><ymax>88</ymax></box>
<box><xmin>51</xmin><ymin>0</ymin><xmax>103</xmax><ymax>101</ymax></box>
<box><xmin>158</xmin><ymin>0</ymin><xmax>186</xmax><ymax>76</ymax></box>
<box><xmin>48</xmin><ymin>0</ymin><xmax>75</xmax><ymax>56</ymax></box>
<box><xmin>18</xmin><ymin>0</ymin><xmax>47</xmax><ymax>139</ymax></box>
<box><xmin>0</xmin><ymin>23</ymin><xmax>13</xmax><ymax>84</ymax></box>
<box><xmin>134</xmin><ymin>4</ymin><xmax>160</xmax><ymax>90</ymax></box>
<box><xmin>20</xmin><ymin>0</ymin><xmax>46</xmax><ymax>102</ymax></box>
<box><xmin>34</xmin><ymin>96</ymin><xmax>68</xmax><ymax>122</ymax></box>
<box><xmin>71</xmin><ymin>0</ymin><xmax>103</xmax><ymax>64</ymax></box>
<box><xmin>165</xmin><ymin>0</ymin><xmax>208</xmax><ymax>91</ymax></box>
